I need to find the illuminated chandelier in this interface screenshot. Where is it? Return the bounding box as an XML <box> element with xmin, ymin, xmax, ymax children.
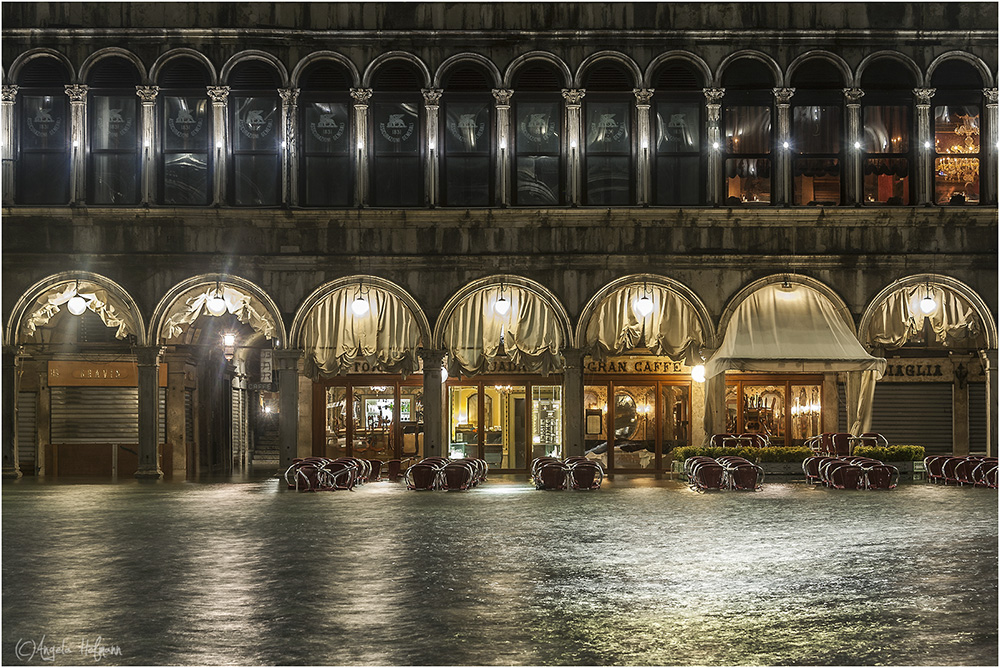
<box><xmin>936</xmin><ymin>114</ymin><xmax>979</xmax><ymax>185</ymax></box>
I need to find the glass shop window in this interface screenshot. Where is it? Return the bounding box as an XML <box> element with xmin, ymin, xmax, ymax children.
<box><xmin>87</xmin><ymin>58</ymin><xmax>141</xmax><ymax>204</ymax></box>
<box><xmin>583</xmin><ymin>64</ymin><xmax>633</xmax><ymax>205</ymax></box>
<box><xmin>652</xmin><ymin>62</ymin><xmax>704</xmax><ymax>205</ymax></box>
<box><xmin>370</xmin><ymin>63</ymin><xmax>424</xmax><ymax>207</ymax></box>
<box><xmin>790</xmin><ymin>60</ymin><xmax>845</xmax><ymax>206</ymax></box>
<box><xmin>321</xmin><ymin>381</ymin><xmax>423</xmax><ymax>461</ymax></box>
<box><xmin>442</xmin><ymin>66</ymin><xmax>493</xmax><ymax>206</ymax></box>
<box><xmin>157</xmin><ymin>58</ymin><xmax>212</xmax><ymax>205</ymax></box>
<box><xmin>725</xmin><ymin>376</ymin><xmax>823</xmax><ymax>446</ymax></box>
<box><xmin>930</xmin><ymin>59</ymin><xmax>984</xmax><ymax>205</ymax></box>
<box><xmin>720</xmin><ymin>58</ymin><xmax>775</xmax><ymax>205</ymax></box>
<box><xmin>860</xmin><ymin>59</ymin><xmax>915</xmax><ymax>205</ymax></box>
<box><xmin>229</xmin><ymin>61</ymin><xmax>281</xmax><ymax>206</ymax></box>
<box><xmin>299</xmin><ymin>62</ymin><xmax>353</xmax><ymax>207</ymax></box>
<box><xmin>513</xmin><ymin>63</ymin><xmax>563</xmax><ymax>206</ymax></box>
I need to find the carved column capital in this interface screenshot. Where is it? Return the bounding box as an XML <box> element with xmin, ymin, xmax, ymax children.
<box><xmin>136</xmin><ymin>85</ymin><xmax>159</xmax><ymax>103</ymax></box>
<box><xmin>492</xmin><ymin>88</ymin><xmax>514</xmax><ymax>106</ymax></box>
<box><xmin>633</xmin><ymin>88</ymin><xmax>654</xmax><ymax>106</ymax></box>
<box><xmin>913</xmin><ymin>88</ymin><xmax>936</xmax><ymax>106</ymax></box>
<box><xmin>418</xmin><ymin>348</ymin><xmax>448</xmax><ymax>367</ymax></box>
<box><xmin>278</xmin><ymin>87</ymin><xmax>300</xmax><ymax>105</ymax></box>
<box><xmin>843</xmin><ymin>87</ymin><xmax>865</xmax><ymax>105</ymax></box>
<box><xmin>984</xmin><ymin>88</ymin><xmax>999</xmax><ymax>105</ymax></box>
<box><xmin>772</xmin><ymin>87</ymin><xmax>795</xmax><ymax>105</ymax></box>
<box><xmin>561</xmin><ymin>88</ymin><xmax>586</xmax><ymax>106</ymax></box>
<box><xmin>422</xmin><ymin>88</ymin><xmax>443</xmax><ymax>106</ymax></box>
<box><xmin>2</xmin><ymin>85</ymin><xmax>18</xmax><ymax>103</ymax></box>
<box><xmin>703</xmin><ymin>87</ymin><xmax>726</xmax><ymax>105</ymax></box>
<box><xmin>133</xmin><ymin>346</ymin><xmax>165</xmax><ymax>366</ymax></box>
<box><xmin>207</xmin><ymin>86</ymin><xmax>230</xmax><ymax>104</ymax></box>
<box><xmin>65</xmin><ymin>84</ymin><xmax>88</xmax><ymax>103</ymax></box>
<box><xmin>351</xmin><ymin>88</ymin><xmax>373</xmax><ymax>105</ymax></box>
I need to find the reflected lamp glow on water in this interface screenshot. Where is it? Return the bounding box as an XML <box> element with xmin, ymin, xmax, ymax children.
<box><xmin>2</xmin><ymin>476</ymin><xmax>997</xmax><ymax>666</ymax></box>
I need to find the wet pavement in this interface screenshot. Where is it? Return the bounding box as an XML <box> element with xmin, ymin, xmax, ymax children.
<box><xmin>2</xmin><ymin>473</ymin><xmax>997</xmax><ymax>666</ymax></box>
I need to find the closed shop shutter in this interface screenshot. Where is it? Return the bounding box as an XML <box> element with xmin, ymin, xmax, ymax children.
<box><xmin>17</xmin><ymin>391</ymin><xmax>37</xmax><ymax>470</ymax></box>
<box><xmin>840</xmin><ymin>382</ymin><xmax>954</xmax><ymax>455</ymax></box>
<box><xmin>51</xmin><ymin>387</ymin><xmax>167</xmax><ymax>444</ymax></box>
<box><xmin>185</xmin><ymin>389</ymin><xmax>195</xmax><ymax>446</ymax></box>
<box><xmin>969</xmin><ymin>382</ymin><xmax>987</xmax><ymax>453</ymax></box>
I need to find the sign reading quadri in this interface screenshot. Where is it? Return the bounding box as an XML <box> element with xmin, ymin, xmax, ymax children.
<box><xmin>48</xmin><ymin>361</ymin><xmax>168</xmax><ymax>387</ymax></box>
<box><xmin>585</xmin><ymin>357</ymin><xmax>691</xmax><ymax>375</ymax></box>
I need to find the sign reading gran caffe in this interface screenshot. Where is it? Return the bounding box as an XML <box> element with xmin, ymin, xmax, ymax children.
<box><xmin>585</xmin><ymin>357</ymin><xmax>690</xmax><ymax>375</ymax></box>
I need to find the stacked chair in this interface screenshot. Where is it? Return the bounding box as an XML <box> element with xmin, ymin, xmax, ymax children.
<box><xmin>802</xmin><ymin>455</ymin><xmax>899</xmax><ymax>490</ymax></box>
<box><xmin>283</xmin><ymin>456</ymin><xmax>378</xmax><ymax>492</ymax></box>
<box><xmin>924</xmin><ymin>455</ymin><xmax>998</xmax><ymax>487</ymax></box>
<box><xmin>708</xmin><ymin>433</ymin><xmax>771</xmax><ymax>448</ymax></box>
<box><xmin>403</xmin><ymin>456</ymin><xmax>489</xmax><ymax>491</ymax></box>
<box><xmin>805</xmin><ymin>432</ymin><xmax>887</xmax><ymax>457</ymax></box>
<box><xmin>685</xmin><ymin>456</ymin><xmax>764</xmax><ymax>492</ymax></box>
<box><xmin>530</xmin><ymin>456</ymin><xmax>605</xmax><ymax>490</ymax></box>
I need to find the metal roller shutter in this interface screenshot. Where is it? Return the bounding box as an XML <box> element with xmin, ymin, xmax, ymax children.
<box><xmin>969</xmin><ymin>382</ymin><xmax>987</xmax><ymax>453</ymax></box>
<box><xmin>871</xmin><ymin>383</ymin><xmax>953</xmax><ymax>455</ymax></box>
<box><xmin>51</xmin><ymin>387</ymin><xmax>167</xmax><ymax>444</ymax></box>
<box><xmin>17</xmin><ymin>391</ymin><xmax>37</xmax><ymax>470</ymax></box>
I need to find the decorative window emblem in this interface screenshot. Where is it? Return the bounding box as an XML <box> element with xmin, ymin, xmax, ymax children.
<box><xmin>168</xmin><ymin>105</ymin><xmax>204</xmax><ymax>138</ymax></box>
<box><xmin>26</xmin><ymin>105</ymin><xmax>62</xmax><ymax>136</ymax></box>
<box><xmin>239</xmin><ymin>109</ymin><xmax>273</xmax><ymax>138</ymax></box>
<box><xmin>310</xmin><ymin>111</ymin><xmax>346</xmax><ymax>143</ymax></box>
<box><xmin>379</xmin><ymin>113</ymin><xmax>415</xmax><ymax>143</ymax></box>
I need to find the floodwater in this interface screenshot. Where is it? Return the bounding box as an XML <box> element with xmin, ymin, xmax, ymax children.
<box><xmin>2</xmin><ymin>473</ymin><xmax>997</xmax><ymax>666</ymax></box>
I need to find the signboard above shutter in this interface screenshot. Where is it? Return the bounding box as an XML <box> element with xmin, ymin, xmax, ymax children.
<box><xmin>48</xmin><ymin>361</ymin><xmax>168</xmax><ymax>387</ymax></box>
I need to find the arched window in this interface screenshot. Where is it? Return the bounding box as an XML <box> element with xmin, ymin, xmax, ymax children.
<box><xmin>229</xmin><ymin>61</ymin><xmax>281</xmax><ymax>206</ymax></box>
<box><xmin>15</xmin><ymin>57</ymin><xmax>71</xmax><ymax>204</ymax></box>
<box><xmin>582</xmin><ymin>62</ymin><xmax>633</xmax><ymax>205</ymax></box>
<box><xmin>87</xmin><ymin>57</ymin><xmax>141</xmax><ymax>205</ymax></box>
<box><xmin>721</xmin><ymin>59</ymin><xmax>773</xmax><ymax>204</ymax></box>
<box><xmin>861</xmin><ymin>59</ymin><xmax>915</xmax><ymax>205</ymax></box>
<box><xmin>931</xmin><ymin>60</ymin><xmax>983</xmax><ymax>205</ymax></box>
<box><xmin>157</xmin><ymin>58</ymin><xmax>212</xmax><ymax>205</ymax></box>
<box><xmin>299</xmin><ymin>61</ymin><xmax>353</xmax><ymax>207</ymax></box>
<box><xmin>651</xmin><ymin>61</ymin><xmax>704</xmax><ymax>205</ymax></box>
<box><xmin>441</xmin><ymin>65</ymin><xmax>493</xmax><ymax>207</ymax></box>
<box><xmin>370</xmin><ymin>62</ymin><xmax>424</xmax><ymax>207</ymax></box>
<box><xmin>512</xmin><ymin>63</ymin><xmax>563</xmax><ymax>206</ymax></box>
<box><xmin>790</xmin><ymin>59</ymin><xmax>844</xmax><ymax>206</ymax></box>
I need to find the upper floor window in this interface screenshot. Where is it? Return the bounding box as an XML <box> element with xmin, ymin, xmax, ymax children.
<box><xmin>790</xmin><ymin>59</ymin><xmax>845</xmax><ymax>206</ymax></box>
<box><xmin>370</xmin><ymin>62</ymin><xmax>423</xmax><ymax>207</ymax></box>
<box><xmin>721</xmin><ymin>58</ymin><xmax>773</xmax><ymax>204</ymax></box>
<box><xmin>87</xmin><ymin>58</ymin><xmax>141</xmax><ymax>205</ymax></box>
<box><xmin>861</xmin><ymin>59</ymin><xmax>915</xmax><ymax>205</ymax></box>
<box><xmin>582</xmin><ymin>63</ymin><xmax>634</xmax><ymax>206</ymax></box>
<box><xmin>157</xmin><ymin>58</ymin><xmax>212</xmax><ymax>205</ymax></box>
<box><xmin>931</xmin><ymin>60</ymin><xmax>983</xmax><ymax>205</ymax></box>
<box><xmin>299</xmin><ymin>61</ymin><xmax>353</xmax><ymax>207</ymax></box>
<box><xmin>512</xmin><ymin>63</ymin><xmax>563</xmax><ymax>206</ymax></box>
<box><xmin>652</xmin><ymin>61</ymin><xmax>704</xmax><ymax>206</ymax></box>
<box><xmin>229</xmin><ymin>61</ymin><xmax>281</xmax><ymax>206</ymax></box>
<box><xmin>441</xmin><ymin>65</ymin><xmax>493</xmax><ymax>207</ymax></box>
<box><xmin>15</xmin><ymin>57</ymin><xmax>71</xmax><ymax>204</ymax></box>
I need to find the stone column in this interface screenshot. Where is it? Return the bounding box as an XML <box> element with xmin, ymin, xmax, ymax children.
<box><xmin>135</xmin><ymin>346</ymin><xmax>164</xmax><ymax>479</ymax></box>
<box><xmin>351</xmin><ymin>88</ymin><xmax>372</xmax><ymax>207</ymax></box>
<box><xmin>136</xmin><ymin>85</ymin><xmax>159</xmax><ymax>206</ymax></box>
<box><xmin>275</xmin><ymin>349</ymin><xmax>302</xmax><ymax>470</ymax></box>
<box><xmin>773</xmin><ymin>87</ymin><xmax>795</xmax><ymax>205</ymax></box>
<box><xmin>914</xmin><ymin>88</ymin><xmax>936</xmax><ymax>205</ymax></box>
<box><xmin>983</xmin><ymin>88</ymin><xmax>998</xmax><ymax>205</ymax></box>
<box><xmin>980</xmin><ymin>349</ymin><xmax>998</xmax><ymax>457</ymax></box>
<box><xmin>561</xmin><ymin>348</ymin><xmax>585</xmax><ymax>457</ymax></box>
<box><xmin>207</xmin><ymin>86</ymin><xmax>230</xmax><ymax>206</ymax></box>
<box><xmin>953</xmin><ymin>366</ymin><xmax>970</xmax><ymax>456</ymax></box>
<box><xmin>65</xmin><ymin>83</ymin><xmax>88</xmax><ymax>204</ymax></box>
<box><xmin>844</xmin><ymin>87</ymin><xmax>865</xmax><ymax>205</ymax></box>
<box><xmin>278</xmin><ymin>87</ymin><xmax>300</xmax><ymax>207</ymax></box>
<box><xmin>2</xmin><ymin>347</ymin><xmax>22</xmax><ymax>478</ymax></box>
<box><xmin>2</xmin><ymin>85</ymin><xmax>17</xmax><ymax>206</ymax></box>
<box><xmin>493</xmin><ymin>88</ymin><xmax>513</xmax><ymax>207</ymax></box>
<box><xmin>164</xmin><ymin>352</ymin><xmax>189</xmax><ymax>479</ymax></box>
<box><xmin>704</xmin><ymin>87</ymin><xmax>725</xmax><ymax>205</ymax></box>
<box><xmin>419</xmin><ymin>349</ymin><xmax>447</xmax><ymax>458</ymax></box>
<box><xmin>36</xmin><ymin>359</ymin><xmax>51</xmax><ymax>476</ymax></box>
<box><xmin>561</xmin><ymin>88</ymin><xmax>585</xmax><ymax>206</ymax></box>
<box><xmin>634</xmin><ymin>88</ymin><xmax>654</xmax><ymax>206</ymax></box>
<box><xmin>422</xmin><ymin>88</ymin><xmax>442</xmax><ymax>207</ymax></box>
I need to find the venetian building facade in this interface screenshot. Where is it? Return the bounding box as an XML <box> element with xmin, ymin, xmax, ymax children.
<box><xmin>2</xmin><ymin>3</ymin><xmax>997</xmax><ymax>479</ymax></box>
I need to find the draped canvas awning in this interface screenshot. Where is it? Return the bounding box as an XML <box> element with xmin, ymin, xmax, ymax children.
<box><xmin>582</xmin><ymin>284</ymin><xmax>706</xmax><ymax>365</ymax></box>
<box><xmin>443</xmin><ymin>285</ymin><xmax>563</xmax><ymax>376</ymax></box>
<box><xmin>23</xmin><ymin>281</ymin><xmax>135</xmax><ymax>340</ymax></box>
<box><xmin>161</xmin><ymin>285</ymin><xmax>277</xmax><ymax>341</ymax></box>
<box><xmin>867</xmin><ymin>284</ymin><xmax>982</xmax><ymax>349</ymax></box>
<box><xmin>301</xmin><ymin>286</ymin><xmax>423</xmax><ymax>378</ymax></box>
<box><xmin>705</xmin><ymin>284</ymin><xmax>885</xmax><ymax>379</ymax></box>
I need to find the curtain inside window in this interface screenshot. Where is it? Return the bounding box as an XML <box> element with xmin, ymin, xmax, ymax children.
<box><xmin>161</xmin><ymin>285</ymin><xmax>277</xmax><ymax>341</ymax></box>
<box><xmin>23</xmin><ymin>281</ymin><xmax>135</xmax><ymax>339</ymax></box>
<box><xmin>867</xmin><ymin>284</ymin><xmax>982</xmax><ymax>348</ymax></box>
<box><xmin>301</xmin><ymin>287</ymin><xmax>423</xmax><ymax>378</ymax></box>
<box><xmin>582</xmin><ymin>284</ymin><xmax>706</xmax><ymax>365</ymax></box>
<box><xmin>443</xmin><ymin>286</ymin><xmax>563</xmax><ymax>376</ymax></box>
